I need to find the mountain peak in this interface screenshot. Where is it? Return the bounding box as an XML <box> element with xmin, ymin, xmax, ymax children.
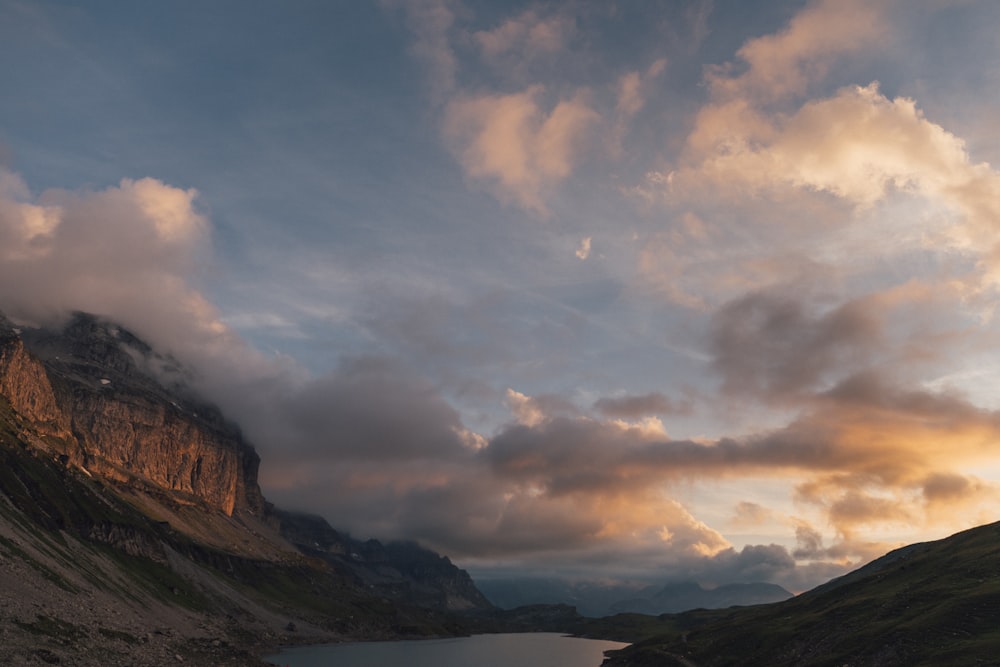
<box><xmin>1</xmin><ymin>311</ymin><xmax>263</xmax><ymax>517</ymax></box>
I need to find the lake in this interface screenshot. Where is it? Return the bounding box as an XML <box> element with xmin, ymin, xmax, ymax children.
<box><xmin>264</xmin><ymin>632</ymin><xmax>628</xmax><ymax>667</ymax></box>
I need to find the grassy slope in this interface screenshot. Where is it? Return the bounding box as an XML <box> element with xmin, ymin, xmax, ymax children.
<box><xmin>601</xmin><ymin>521</ymin><xmax>1000</xmax><ymax>666</ymax></box>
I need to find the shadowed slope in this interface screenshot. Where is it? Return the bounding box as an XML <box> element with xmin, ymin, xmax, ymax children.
<box><xmin>602</xmin><ymin>521</ymin><xmax>1000</xmax><ymax>666</ymax></box>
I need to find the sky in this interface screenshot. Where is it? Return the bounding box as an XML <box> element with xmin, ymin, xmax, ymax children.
<box><xmin>2</xmin><ymin>0</ymin><xmax>1000</xmax><ymax>593</ymax></box>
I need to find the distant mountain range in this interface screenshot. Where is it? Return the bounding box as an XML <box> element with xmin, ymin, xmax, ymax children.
<box><xmin>477</xmin><ymin>577</ymin><xmax>792</xmax><ymax>617</ymax></box>
<box><xmin>601</xmin><ymin>520</ymin><xmax>1000</xmax><ymax>665</ymax></box>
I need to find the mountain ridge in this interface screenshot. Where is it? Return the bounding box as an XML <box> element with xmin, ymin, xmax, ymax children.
<box><xmin>600</xmin><ymin>520</ymin><xmax>1000</xmax><ymax>665</ymax></box>
<box><xmin>476</xmin><ymin>576</ymin><xmax>792</xmax><ymax>617</ymax></box>
<box><xmin>0</xmin><ymin>310</ymin><xmax>493</xmax><ymax>665</ymax></box>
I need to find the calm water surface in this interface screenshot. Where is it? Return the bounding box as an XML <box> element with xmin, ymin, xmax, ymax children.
<box><xmin>264</xmin><ymin>632</ymin><xmax>628</xmax><ymax>667</ymax></box>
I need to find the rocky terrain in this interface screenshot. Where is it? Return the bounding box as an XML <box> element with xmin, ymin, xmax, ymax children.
<box><xmin>0</xmin><ymin>311</ymin><xmax>493</xmax><ymax>665</ymax></box>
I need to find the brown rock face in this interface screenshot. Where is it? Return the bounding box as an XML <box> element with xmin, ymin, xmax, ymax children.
<box><xmin>0</xmin><ymin>320</ymin><xmax>72</xmax><ymax>443</ymax></box>
<box><xmin>63</xmin><ymin>390</ymin><xmax>254</xmax><ymax>515</ymax></box>
<box><xmin>1</xmin><ymin>312</ymin><xmax>264</xmax><ymax>517</ymax></box>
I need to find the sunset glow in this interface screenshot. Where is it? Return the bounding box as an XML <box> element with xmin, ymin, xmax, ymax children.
<box><xmin>3</xmin><ymin>0</ymin><xmax>1000</xmax><ymax>592</ymax></box>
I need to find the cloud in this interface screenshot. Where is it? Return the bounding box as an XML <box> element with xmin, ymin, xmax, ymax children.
<box><xmin>474</xmin><ymin>8</ymin><xmax>573</xmax><ymax>66</ymax></box>
<box><xmin>921</xmin><ymin>472</ymin><xmax>977</xmax><ymax>502</ymax></box>
<box><xmin>709</xmin><ymin>289</ymin><xmax>884</xmax><ymax>402</ymax></box>
<box><xmin>706</xmin><ymin>0</ymin><xmax>891</xmax><ymax>102</ymax></box>
<box><xmin>0</xmin><ymin>155</ymin><xmax>989</xmax><ymax>592</ymax></box>
<box><xmin>0</xmin><ymin>170</ymin><xmax>60</xmax><ymax>260</ymax></box>
<box><xmin>9</xmin><ymin>0</ymin><xmax>1000</xmax><ymax>597</ymax></box>
<box><xmin>474</xmin><ymin>368</ymin><xmax>1000</xmax><ymax>564</ymax></box>
<box><xmin>635</xmin><ymin>35</ymin><xmax>1000</xmax><ymax>318</ymax></box>
<box><xmin>793</xmin><ymin>522</ymin><xmax>825</xmax><ymax>559</ymax></box>
<box><xmin>387</xmin><ymin>1</ymin><xmax>597</xmax><ymax>214</ymax></box>
<box><xmin>731</xmin><ymin>501</ymin><xmax>774</xmax><ymax>527</ymax></box>
<box><xmin>254</xmin><ymin>356</ymin><xmax>475</xmax><ymax>462</ymax></box>
<box><xmin>690</xmin><ymin>83</ymin><xmax>988</xmax><ymax>209</ymax></box>
<box><xmin>444</xmin><ymin>86</ymin><xmax>598</xmax><ymax>215</ymax></box>
<box><xmin>383</xmin><ymin>0</ymin><xmax>459</xmax><ymax>101</ymax></box>
<box><xmin>665</xmin><ymin>33</ymin><xmax>1000</xmax><ymax>302</ymax></box>
<box><xmin>0</xmin><ymin>167</ymin><xmax>303</xmax><ymax>404</ymax></box>
<box><xmin>628</xmin><ymin>3</ymin><xmax>1000</xmax><ymax>559</ymax></box>
<box><xmin>394</xmin><ymin>1</ymin><xmax>686</xmax><ymax>215</ymax></box>
<box><xmin>610</xmin><ymin>58</ymin><xmax>667</xmax><ymax>156</ymax></box>
<box><xmin>630</xmin><ymin>1</ymin><xmax>1000</xmax><ymax>312</ymax></box>
<box><xmin>0</xmin><ymin>169</ymin><xmax>211</xmax><ymax>330</ymax></box>
<box><xmin>238</xmin><ymin>0</ymin><xmax>1000</xmax><ymax>590</ymax></box>
<box><xmin>592</xmin><ymin>391</ymin><xmax>691</xmax><ymax>419</ymax></box>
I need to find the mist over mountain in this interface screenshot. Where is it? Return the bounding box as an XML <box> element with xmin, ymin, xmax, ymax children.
<box><xmin>0</xmin><ymin>311</ymin><xmax>493</xmax><ymax>665</ymax></box>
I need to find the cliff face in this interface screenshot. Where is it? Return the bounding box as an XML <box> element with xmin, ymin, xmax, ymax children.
<box><xmin>0</xmin><ymin>310</ymin><xmax>496</xmax><ymax>621</ymax></box>
<box><xmin>0</xmin><ymin>318</ymin><xmax>73</xmax><ymax>444</ymax></box>
<box><xmin>1</xmin><ymin>312</ymin><xmax>263</xmax><ymax>517</ymax></box>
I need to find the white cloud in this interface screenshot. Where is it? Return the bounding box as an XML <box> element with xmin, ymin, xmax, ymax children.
<box><xmin>0</xmin><ymin>168</ymin><xmax>299</xmax><ymax>404</ymax></box>
<box><xmin>128</xmin><ymin>177</ymin><xmax>206</xmax><ymax>243</ymax></box>
<box><xmin>0</xmin><ymin>170</ymin><xmax>60</xmax><ymax>260</ymax></box>
<box><xmin>675</xmin><ymin>82</ymin><xmax>1000</xmax><ymax>298</ymax></box>
<box><xmin>505</xmin><ymin>388</ymin><xmax>547</xmax><ymax>427</ymax></box>
<box><xmin>575</xmin><ymin>236</ymin><xmax>592</xmax><ymax>260</ymax></box>
<box><xmin>693</xmin><ymin>83</ymin><xmax>978</xmax><ymax>207</ymax></box>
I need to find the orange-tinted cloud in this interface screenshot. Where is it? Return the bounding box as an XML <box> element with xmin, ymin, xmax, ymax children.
<box><xmin>706</xmin><ymin>0</ymin><xmax>890</xmax><ymax>102</ymax></box>
<box><xmin>610</xmin><ymin>58</ymin><xmax>667</xmax><ymax>156</ymax></box>
<box><xmin>474</xmin><ymin>8</ymin><xmax>573</xmax><ymax>66</ymax></box>
<box><xmin>444</xmin><ymin>87</ymin><xmax>598</xmax><ymax>215</ymax></box>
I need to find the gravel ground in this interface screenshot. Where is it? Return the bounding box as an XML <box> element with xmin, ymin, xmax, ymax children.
<box><xmin>0</xmin><ymin>508</ymin><xmax>338</xmax><ymax>666</ymax></box>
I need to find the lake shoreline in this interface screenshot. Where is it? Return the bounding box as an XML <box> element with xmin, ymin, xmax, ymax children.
<box><xmin>261</xmin><ymin>632</ymin><xmax>629</xmax><ymax>667</ymax></box>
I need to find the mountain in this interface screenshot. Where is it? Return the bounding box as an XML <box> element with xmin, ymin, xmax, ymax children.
<box><xmin>276</xmin><ymin>509</ymin><xmax>491</xmax><ymax>612</ymax></box>
<box><xmin>0</xmin><ymin>312</ymin><xmax>493</xmax><ymax>666</ymax></box>
<box><xmin>476</xmin><ymin>577</ymin><xmax>791</xmax><ymax>617</ymax></box>
<box><xmin>609</xmin><ymin>581</ymin><xmax>792</xmax><ymax>615</ymax></box>
<box><xmin>601</xmin><ymin>520</ymin><xmax>1000</xmax><ymax>666</ymax></box>
<box><xmin>476</xmin><ymin>577</ymin><xmax>644</xmax><ymax>617</ymax></box>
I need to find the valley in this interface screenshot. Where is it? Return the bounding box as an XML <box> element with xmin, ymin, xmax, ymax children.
<box><xmin>2</xmin><ymin>311</ymin><xmax>999</xmax><ymax>666</ymax></box>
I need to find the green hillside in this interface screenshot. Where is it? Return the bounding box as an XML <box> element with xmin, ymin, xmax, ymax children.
<box><xmin>602</xmin><ymin>522</ymin><xmax>1000</xmax><ymax>666</ymax></box>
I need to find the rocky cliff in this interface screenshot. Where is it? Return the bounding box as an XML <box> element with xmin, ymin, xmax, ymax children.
<box><xmin>0</xmin><ymin>316</ymin><xmax>73</xmax><ymax>444</ymax></box>
<box><xmin>0</xmin><ymin>310</ymin><xmax>496</xmax><ymax>665</ymax></box>
<box><xmin>2</xmin><ymin>312</ymin><xmax>264</xmax><ymax>517</ymax></box>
